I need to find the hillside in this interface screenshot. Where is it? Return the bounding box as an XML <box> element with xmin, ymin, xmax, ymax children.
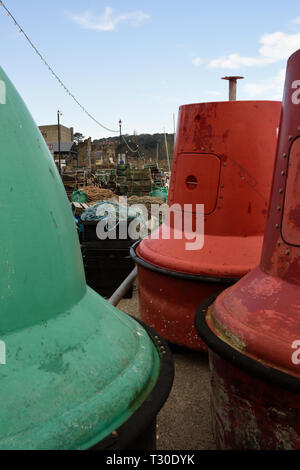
<box><xmin>93</xmin><ymin>133</ymin><xmax>175</xmax><ymax>163</ymax></box>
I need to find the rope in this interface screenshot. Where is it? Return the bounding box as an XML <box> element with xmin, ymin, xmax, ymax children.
<box><xmin>0</xmin><ymin>1</ymin><xmax>119</xmax><ymax>134</ymax></box>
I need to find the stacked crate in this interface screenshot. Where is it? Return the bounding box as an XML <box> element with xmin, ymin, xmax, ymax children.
<box><xmin>97</xmin><ymin>169</ymin><xmax>108</xmax><ymax>187</ymax></box>
<box><xmin>144</xmin><ymin>164</ymin><xmax>163</xmax><ymax>187</ymax></box>
<box><xmin>81</xmin><ymin>219</ymin><xmax>135</xmax><ymax>298</ymax></box>
<box><xmin>127</xmin><ymin>168</ymin><xmax>152</xmax><ymax>197</ymax></box>
<box><xmin>106</xmin><ymin>169</ymin><xmax>117</xmax><ymax>192</ymax></box>
<box><xmin>116</xmin><ymin>164</ymin><xmax>130</xmax><ymax>195</ymax></box>
<box><xmin>62</xmin><ymin>173</ymin><xmax>77</xmax><ymax>200</ymax></box>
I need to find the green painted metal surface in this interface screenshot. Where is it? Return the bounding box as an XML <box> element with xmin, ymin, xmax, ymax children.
<box><xmin>0</xmin><ymin>67</ymin><xmax>161</xmax><ymax>449</ymax></box>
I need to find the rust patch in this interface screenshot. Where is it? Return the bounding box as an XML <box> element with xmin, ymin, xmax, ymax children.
<box><xmin>210</xmin><ymin>353</ymin><xmax>300</xmax><ymax>449</ymax></box>
<box><xmin>289</xmin><ymin>204</ymin><xmax>300</xmax><ymax>228</ymax></box>
<box><xmin>208</xmin><ymin>306</ymin><xmax>246</xmax><ymax>352</ymax></box>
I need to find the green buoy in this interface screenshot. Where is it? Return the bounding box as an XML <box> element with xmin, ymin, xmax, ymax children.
<box><xmin>0</xmin><ymin>67</ymin><xmax>173</xmax><ymax>450</ymax></box>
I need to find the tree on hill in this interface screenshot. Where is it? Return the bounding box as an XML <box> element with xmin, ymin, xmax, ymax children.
<box><xmin>73</xmin><ymin>132</ymin><xmax>85</xmax><ymax>145</ymax></box>
<box><xmin>92</xmin><ymin>133</ymin><xmax>175</xmax><ymax>162</ymax></box>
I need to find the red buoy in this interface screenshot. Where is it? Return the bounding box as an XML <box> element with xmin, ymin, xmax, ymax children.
<box><xmin>195</xmin><ymin>49</ymin><xmax>300</xmax><ymax>449</ymax></box>
<box><xmin>132</xmin><ymin>100</ymin><xmax>281</xmax><ymax>350</ymax></box>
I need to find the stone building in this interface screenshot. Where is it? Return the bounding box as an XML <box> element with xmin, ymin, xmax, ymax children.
<box><xmin>39</xmin><ymin>124</ymin><xmax>74</xmax><ymax>143</ymax></box>
<box><xmin>39</xmin><ymin>124</ymin><xmax>77</xmax><ymax>167</ymax></box>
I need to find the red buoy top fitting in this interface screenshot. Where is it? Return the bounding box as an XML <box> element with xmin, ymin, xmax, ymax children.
<box><xmin>206</xmin><ymin>49</ymin><xmax>300</xmax><ymax>379</ymax></box>
<box><xmin>137</xmin><ymin>100</ymin><xmax>281</xmax><ymax>279</ymax></box>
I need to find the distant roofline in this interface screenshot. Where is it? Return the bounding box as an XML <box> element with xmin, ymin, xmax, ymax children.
<box><xmin>39</xmin><ymin>124</ymin><xmax>73</xmax><ymax>130</ymax></box>
<box><xmin>47</xmin><ymin>141</ymin><xmax>77</xmax><ymax>153</ymax></box>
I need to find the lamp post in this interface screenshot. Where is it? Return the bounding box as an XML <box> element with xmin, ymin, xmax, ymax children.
<box><xmin>119</xmin><ymin>119</ymin><xmax>122</xmax><ymax>145</ymax></box>
<box><xmin>57</xmin><ymin>110</ymin><xmax>63</xmax><ymax>175</ymax></box>
<box><xmin>118</xmin><ymin>119</ymin><xmax>122</xmax><ymax>164</ymax></box>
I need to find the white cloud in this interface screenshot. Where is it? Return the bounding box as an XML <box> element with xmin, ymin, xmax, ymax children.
<box><xmin>70</xmin><ymin>7</ymin><xmax>150</xmax><ymax>32</ymax></box>
<box><xmin>258</xmin><ymin>31</ymin><xmax>300</xmax><ymax>61</ymax></box>
<box><xmin>292</xmin><ymin>17</ymin><xmax>300</xmax><ymax>24</ymax></box>
<box><xmin>208</xmin><ymin>53</ymin><xmax>275</xmax><ymax>69</ymax></box>
<box><xmin>243</xmin><ymin>68</ymin><xmax>286</xmax><ymax>100</ymax></box>
<box><xmin>208</xmin><ymin>27</ymin><xmax>300</xmax><ymax>69</ymax></box>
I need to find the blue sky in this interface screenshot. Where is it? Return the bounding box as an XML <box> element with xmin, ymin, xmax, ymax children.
<box><xmin>1</xmin><ymin>0</ymin><xmax>300</xmax><ymax>139</ymax></box>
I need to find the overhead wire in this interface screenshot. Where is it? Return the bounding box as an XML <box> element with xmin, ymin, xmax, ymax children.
<box><xmin>0</xmin><ymin>0</ymin><xmax>119</xmax><ymax>134</ymax></box>
<box><xmin>0</xmin><ymin>0</ymin><xmax>149</xmax><ymax>159</ymax></box>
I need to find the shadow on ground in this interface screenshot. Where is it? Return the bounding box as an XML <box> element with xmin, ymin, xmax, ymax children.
<box><xmin>118</xmin><ymin>284</ymin><xmax>216</xmax><ymax>451</ymax></box>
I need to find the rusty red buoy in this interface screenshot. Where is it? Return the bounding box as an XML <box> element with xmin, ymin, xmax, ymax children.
<box><xmin>131</xmin><ymin>99</ymin><xmax>281</xmax><ymax>351</ymax></box>
<box><xmin>195</xmin><ymin>49</ymin><xmax>300</xmax><ymax>449</ymax></box>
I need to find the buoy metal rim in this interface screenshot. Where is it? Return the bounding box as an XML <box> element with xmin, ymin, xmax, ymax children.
<box><xmin>195</xmin><ymin>308</ymin><xmax>300</xmax><ymax>395</ymax></box>
<box><xmin>90</xmin><ymin>317</ymin><xmax>174</xmax><ymax>450</ymax></box>
<box><xmin>130</xmin><ymin>240</ymin><xmax>239</xmax><ymax>284</ymax></box>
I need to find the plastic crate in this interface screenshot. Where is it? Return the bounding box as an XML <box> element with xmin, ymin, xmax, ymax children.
<box><xmin>81</xmin><ymin>241</ymin><xmax>135</xmax><ymax>298</ymax></box>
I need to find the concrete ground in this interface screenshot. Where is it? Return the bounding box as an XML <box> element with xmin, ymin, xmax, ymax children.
<box><xmin>118</xmin><ymin>283</ymin><xmax>217</xmax><ymax>451</ymax></box>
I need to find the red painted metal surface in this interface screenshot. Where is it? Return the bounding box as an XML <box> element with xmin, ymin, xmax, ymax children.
<box><xmin>138</xmin><ymin>266</ymin><xmax>230</xmax><ymax>351</ymax></box>
<box><xmin>135</xmin><ymin>100</ymin><xmax>281</xmax><ymax>350</ymax></box>
<box><xmin>203</xmin><ymin>49</ymin><xmax>300</xmax><ymax>448</ymax></box>
<box><xmin>209</xmin><ymin>353</ymin><xmax>300</xmax><ymax>450</ymax></box>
